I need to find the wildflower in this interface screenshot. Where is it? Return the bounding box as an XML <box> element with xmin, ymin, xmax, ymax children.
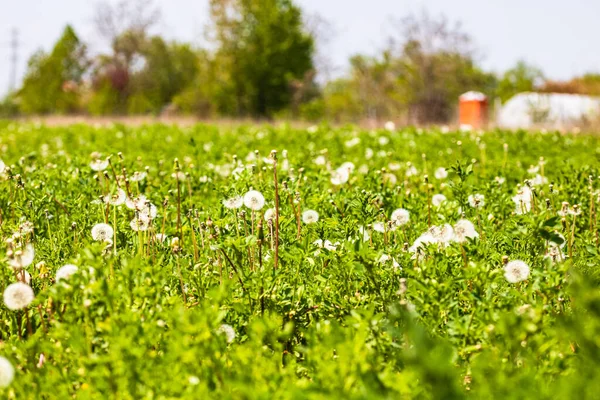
<box><xmin>313</xmin><ymin>239</ymin><xmax>338</xmax><ymax>251</ymax></box>
<box><xmin>330</xmin><ymin>168</ymin><xmax>350</xmax><ymax>185</ymax></box>
<box><xmin>7</xmin><ymin>244</ymin><xmax>34</xmax><ymax>269</ymax></box>
<box><xmin>513</xmin><ymin>186</ymin><xmax>533</xmax><ymax>215</ymax></box>
<box><xmin>345</xmin><ymin>137</ymin><xmax>360</xmax><ymax>148</ymax></box>
<box><xmin>302</xmin><ymin>210</ymin><xmax>319</xmax><ymax>224</ymax></box>
<box><xmin>434</xmin><ymin>167</ymin><xmax>448</xmax><ymax>180</ymax></box>
<box><xmin>0</xmin><ymin>357</ymin><xmax>14</xmax><ymax>387</ymax></box>
<box><xmin>377</xmin><ymin>254</ymin><xmax>400</xmax><ymax>268</ymax></box>
<box><xmin>105</xmin><ymin>188</ymin><xmax>126</xmax><ymax>206</ymax></box>
<box><xmin>264</xmin><ymin>208</ymin><xmax>276</xmax><ymax>222</ymax></box>
<box><xmin>188</xmin><ymin>376</ymin><xmax>200</xmax><ymax>386</ymax></box>
<box><xmin>408</xmin><ymin>232</ymin><xmax>436</xmax><ymax>258</ymax></box>
<box><xmin>391</xmin><ymin>208</ymin><xmax>410</xmax><ymax>226</ymax></box>
<box><xmin>171</xmin><ymin>171</ymin><xmax>186</xmax><ymax>181</ymax></box>
<box><xmin>453</xmin><ymin>219</ymin><xmax>479</xmax><ymax>243</ymax></box>
<box><xmin>405</xmin><ymin>165</ymin><xmax>418</xmax><ymax>177</ymax></box>
<box><xmin>3</xmin><ymin>282</ymin><xmax>34</xmax><ymax>310</ymax></box>
<box><xmin>139</xmin><ymin>202</ymin><xmax>157</xmax><ymax>221</ymax></box>
<box><xmin>544</xmin><ymin>246</ymin><xmax>566</xmax><ymax>263</ymax></box>
<box><xmin>527</xmin><ymin>165</ymin><xmax>540</xmax><ymax>174</ymax></box>
<box><xmin>223</xmin><ymin>196</ymin><xmax>243</xmax><ymax>209</ymax></box>
<box><xmin>90</xmin><ymin>158</ymin><xmax>108</xmax><ymax>171</ymax></box>
<box><xmin>379</xmin><ymin>136</ymin><xmax>390</xmax><ymax>145</ymax></box>
<box><xmin>468</xmin><ymin>194</ymin><xmax>485</xmax><ymax>208</ymax></box>
<box><xmin>382</xmin><ymin>173</ymin><xmax>397</xmax><ymax>186</ymax></box>
<box><xmin>126</xmin><ymin>194</ymin><xmax>148</xmax><ymax>210</ymax></box>
<box><xmin>432</xmin><ymin>194</ymin><xmax>447</xmax><ymax>207</ymax></box>
<box><xmin>129</xmin><ymin>171</ymin><xmax>147</xmax><ymax>182</ymax></box>
<box><xmin>384</xmin><ymin>121</ymin><xmax>396</xmax><ymax>131</ymax></box>
<box><xmin>429</xmin><ymin>224</ymin><xmax>454</xmax><ymax>245</ymax></box>
<box><xmin>372</xmin><ymin>222</ymin><xmax>386</xmax><ymax>233</ymax></box>
<box><xmin>313</xmin><ymin>155</ymin><xmax>327</xmax><ymax>166</ymax></box>
<box><xmin>130</xmin><ymin>217</ymin><xmax>149</xmax><ymax>232</ymax></box>
<box><xmin>495</xmin><ymin>176</ymin><xmax>506</xmax><ymax>185</ymax></box>
<box><xmin>155</xmin><ymin>233</ymin><xmax>167</xmax><ymax>243</ymax></box>
<box><xmin>504</xmin><ymin>260</ymin><xmax>530</xmax><ymax>283</ymax></box>
<box><xmin>217</xmin><ymin>324</ymin><xmax>236</xmax><ymax>343</ymax></box>
<box><xmin>56</xmin><ymin>264</ymin><xmax>78</xmax><ymax>281</ymax></box>
<box><xmin>243</xmin><ymin>190</ymin><xmax>265</xmax><ymax>211</ymax></box>
<box><xmin>91</xmin><ymin>223</ymin><xmax>114</xmax><ymax>242</ymax></box>
<box><xmin>531</xmin><ymin>174</ymin><xmax>548</xmax><ymax>186</ymax></box>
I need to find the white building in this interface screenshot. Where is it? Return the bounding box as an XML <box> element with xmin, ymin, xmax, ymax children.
<box><xmin>497</xmin><ymin>92</ymin><xmax>600</xmax><ymax>129</ymax></box>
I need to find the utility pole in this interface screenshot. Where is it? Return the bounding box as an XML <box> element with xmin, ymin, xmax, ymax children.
<box><xmin>8</xmin><ymin>28</ymin><xmax>19</xmax><ymax>93</ymax></box>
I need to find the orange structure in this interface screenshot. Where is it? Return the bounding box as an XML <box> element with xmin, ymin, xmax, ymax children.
<box><xmin>459</xmin><ymin>91</ymin><xmax>488</xmax><ymax>129</ymax></box>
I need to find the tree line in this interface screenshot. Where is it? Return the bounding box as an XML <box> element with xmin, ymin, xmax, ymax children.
<box><xmin>2</xmin><ymin>0</ymin><xmax>600</xmax><ymax>123</ymax></box>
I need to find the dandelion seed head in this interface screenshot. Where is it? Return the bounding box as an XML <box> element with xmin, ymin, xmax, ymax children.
<box><xmin>302</xmin><ymin>210</ymin><xmax>319</xmax><ymax>224</ymax></box>
<box><xmin>223</xmin><ymin>196</ymin><xmax>243</xmax><ymax>210</ymax></box>
<box><xmin>391</xmin><ymin>208</ymin><xmax>410</xmax><ymax>226</ymax></box>
<box><xmin>243</xmin><ymin>190</ymin><xmax>265</xmax><ymax>211</ymax></box>
<box><xmin>91</xmin><ymin>223</ymin><xmax>114</xmax><ymax>242</ymax></box>
<box><xmin>504</xmin><ymin>260</ymin><xmax>530</xmax><ymax>283</ymax></box>
<box><xmin>453</xmin><ymin>219</ymin><xmax>479</xmax><ymax>243</ymax></box>
<box><xmin>0</xmin><ymin>357</ymin><xmax>14</xmax><ymax>388</ymax></box>
<box><xmin>3</xmin><ymin>282</ymin><xmax>34</xmax><ymax>310</ymax></box>
<box><xmin>217</xmin><ymin>324</ymin><xmax>236</xmax><ymax>343</ymax></box>
<box><xmin>56</xmin><ymin>264</ymin><xmax>79</xmax><ymax>281</ymax></box>
<box><xmin>468</xmin><ymin>194</ymin><xmax>485</xmax><ymax>208</ymax></box>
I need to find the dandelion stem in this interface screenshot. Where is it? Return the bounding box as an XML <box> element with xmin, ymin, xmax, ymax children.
<box><xmin>272</xmin><ymin>151</ymin><xmax>280</xmax><ymax>270</ymax></box>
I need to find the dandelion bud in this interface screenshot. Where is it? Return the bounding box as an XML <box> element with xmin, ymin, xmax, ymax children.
<box><xmin>163</xmin><ymin>197</ymin><xmax>169</xmax><ymax>207</ymax></box>
<box><xmin>423</xmin><ymin>174</ymin><xmax>428</xmax><ymax>183</ymax></box>
<box><xmin>545</xmin><ymin>198</ymin><xmax>551</xmax><ymax>208</ymax></box>
<box><xmin>403</xmin><ymin>243</ymin><xmax>409</xmax><ymax>252</ymax></box>
<box><xmin>71</xmin><ymin>222</ymin><xmax>77</xmax><ymax>230</ymax></box>
<box><xmin>206</xmin><ymin>217</ymin><xmax>213</xmax><ymax>227</ymax></box>
<box><xmin>118</xmin><ymin>152</ymin><xmax>123</xmax><ymax>160</ymax></box>
<box><xmin>298</xmin><ymin>167</ymin><xmax>305</xmax><ymax>174</ymax></box>
<box><xmin>561</xmin><ymin>217</ymin><xmax>567</xmax><ymax>230</ymax></box>
<box><xmin>502</xmin><ymin>256</ymin><xmax>509</xmax><ymax>265</ymax></box>
<box><xmin>173</xmin><ymin>158</ymin><xmax>180</xmax><ymax>171</ymax></box>
<box><xmin>270</xmin><ymin>150</ymin><xmax>277</xmax><ymax>160</ymax></box>
<box><xmin>145</xmin><ymin>166</ymin><xmax>150</xmax><ymax>173</ymax></box>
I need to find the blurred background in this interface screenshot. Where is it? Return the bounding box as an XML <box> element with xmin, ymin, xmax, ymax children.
<box><xmin>1</xmin><ymin>0</ymin><xmax>600</xmax><ymax>129</ymax></box>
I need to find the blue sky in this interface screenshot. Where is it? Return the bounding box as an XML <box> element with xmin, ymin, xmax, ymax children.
<box><xmin>1</xmin><ymin>0</ymin><xmax>599</xmax><ymax>96</ymax></box>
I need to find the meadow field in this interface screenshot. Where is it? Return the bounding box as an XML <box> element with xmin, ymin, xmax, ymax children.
<box><xmin>0</xmin><ymin>122</ymin><xmax>600</xmax><ymax>399</ymax></box>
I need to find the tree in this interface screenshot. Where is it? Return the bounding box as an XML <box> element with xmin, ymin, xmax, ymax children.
<box><xmin>18</xmin><ymin>26</ymin><xmax>88</xmax><ymax>114</ymax></box>
<box><xmin>208</xmin><ymin>0</ymin><xmax>314</xmax><ymax>117</ymax></box>
<box><xmin>496</xmin><ymin>61</ymin><xmax>544</xmax><ymax>103</ymax></box>
<box><xmin>392</xmin><ymin>11</ymin><xmax>496</xmax><ymax>123</ymax></box>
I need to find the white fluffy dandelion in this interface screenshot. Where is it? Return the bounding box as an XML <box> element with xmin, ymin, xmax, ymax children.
<box><xmin>243</xmin><ymin>190</ymin><xmax>265</xmax><ymax>211</ymax></box>
<box><xmin>434</xmin><ymin>167</ymin><xmax>448</xmax><ymax>180</ymax></box>
<box><xmin>432</xmin><ymin>194</ymin><xmax>447</xmax><ymax>207</ymax></box>
<box><xmin>391</xmin><ymin>208</ymin><xmax>410</xmax><ymax>226</ymax></box>
<box><xmin>130</xmin><ymin>217</ymin><xmax>149</xmax><ymax>232</ymax></box>
<box><xmin>105</xmin><ymin>188</ymin><xmax>126</xmax><ymax>206</ymax></box>
<box><xmin>217</xmin><ymin>324</ymin><xmax>236</xmax><ymax>343</ymax></box>
<box><xmin>504</xmin><ymin>260</ymin><xmax>530</xmax><ymax>283</ymax></box>
<box><xmin>223</xmin><ymin>196</ymin><xmax>243</xmax><ymax>209</ymax></box>
<box><xmin>0</xmin><ymin>357</ymin><xmax>14</xmax><ymax>388</ymax></box>
<box><xmin>90</xmin><ymin>158</ymin><xmax>109</xmax><ymax>172</ymax></box>
<box><xmin>453</xmin><ymin>219</ymin><xmax>479</xmax><ymax>243</ymax></box>
<box><xmin>7</xmin><ymin>244</ymin><xmax>35</xmax><ymax>269</ymax></box>
<box><xmin>468</xmin><ymin>194</ymin><xmax>485</xmax><ymax>208</ymax></box>
<box><xmin>264</xmin><ymin>208</ymin><xmax>276</xmax><ymax>222</ymax></box>
<box><xmin>56</xmin><ymin>264</ymin><xmax>79</xmax><ymax>281</ymax></box>
<box><xmin>91</xmin><ymin>223</ymin><xmax>114</xmax><ymax>242</ymax></box>
<box><xmin>3</xmin><ymin>282</ymin><xmax>34</xmax><ymax>310</ymax></box>
<box><xmin>126</xmin><ymin>194</ymin><xmax>148</xmax><ymax>210</ymax></box>
<box><xmin>429</xmin><ymin>224</ymin><xmax>454</xmax><ymax>245</ymax></box>
<box><xmin>330</xmin><ymin>167</ymin><xmax>350</xmax><ymax>185</ymax></box>
<box><xmin>302</xmin><ymin>210</ymin><xmax>319</xmax><ymax>224</ymax></box>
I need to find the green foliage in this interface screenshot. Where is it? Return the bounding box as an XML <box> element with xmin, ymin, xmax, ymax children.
<box><xmin>208</xmin><ymin>0</ymin><xmax>315</xmax><ymax>117</ymax></box>
<box><xmin>0</xmin><ymin>123</ymin><xmax>599</xmax><ymax>397</ymax></box>
<box><xmin>496</xmin><ymin>60</ymin><xmax>544</xmax><ymax>103</ymax></box>
<box><xmin>17</xmin><ymin>26</ymin><xmax>88</xmax><ymax>114</ymax></box>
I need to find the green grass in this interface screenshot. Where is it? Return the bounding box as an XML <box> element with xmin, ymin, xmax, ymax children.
<box><xmin>1</xmin><ymin>121</ymin><xmax>600</xmax><ymax>399</ymax></box>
